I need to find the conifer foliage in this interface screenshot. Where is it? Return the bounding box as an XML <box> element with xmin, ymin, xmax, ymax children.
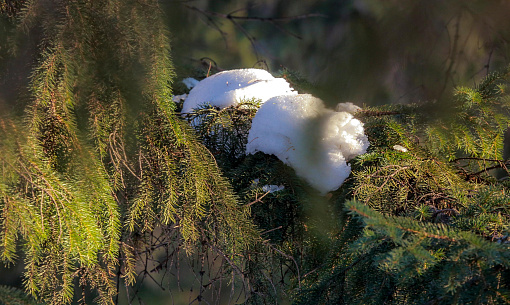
<box><xmin>293</xmin><ymin>71</ymin><xmax>510</xmax><ymax>304</ymax></box>
<box><xmin>2</xmin><ymin>1</ymin><xmax>510</xmax><ymax>304</ymax></box>
<box><xmin>0</xmin><ymin>1</ymin><xmax>260</xmax><ymax>304</ymax></box>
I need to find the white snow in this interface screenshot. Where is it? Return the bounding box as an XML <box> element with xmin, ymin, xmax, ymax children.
<box><xmin>335</xmin><ymin>102</ymin><xmax>361</xmax><ymax>114</ymax></box>
<box><xmin>393</xmin><ymin>145</ymin><xmax>408</xmax><ymax>152</ymax></box>
<box><xmin>182</xmin><ymin>78</ymin><xmax>200</xmax><ymax>89</ymax></box>
<box><xmin>181</xmin><ymin>69</ymin><xmax>296</xmax><ymax>113</ymax></box>
<box><xmin>172</xmin><ymin>94</ymin><xmax>188</xmax><ymax>103</ymax></box>
<box><xmin>262</xmin><ymin>185</ymin><xmax>285</xmax><ymax>193</ymax></box>
<box><xmin>246</xmin><ymin>94</ymin><xmax>369</xmax><ymax>194</ymax></box>
<box><xmin>250</xmin><ymin>179</ymin><xmax>285</xmax><ymax>193</ymax></box>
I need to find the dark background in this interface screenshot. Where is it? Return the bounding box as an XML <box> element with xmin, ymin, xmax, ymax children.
<box><xmin>163</xmin><ymin>0</ymin><xmax>510</xmax><ymax>108</ymax></box>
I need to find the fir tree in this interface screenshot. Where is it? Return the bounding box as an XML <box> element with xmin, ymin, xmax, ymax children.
<box><xmin>0</xmin><ymin>1</ymin><xmax>260</xmax><ymax>304</ymax></box>
<box><xmin>2</xmin><ymin>1</ymin><xmax>510</xmax><ymax>304</ymax></box>
<box><xmin>292</xmin><ymin>69</ymin><xmax>510</xmax><ymax>305</ymax></box>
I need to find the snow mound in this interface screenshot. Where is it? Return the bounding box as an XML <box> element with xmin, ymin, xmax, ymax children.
<box><xmin>181</xmin><ymin>69</ymin><xmax>296</xmax><ymax>113</ymax></box>
<box><xmin>246</xmin><ymin>94</ymin><xmax>369</xmax><ymax>194</ymax></box>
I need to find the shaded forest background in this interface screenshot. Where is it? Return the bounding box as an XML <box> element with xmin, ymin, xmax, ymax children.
<box><xmin>3</xmin><ymin>0</ymin><xmax>510</xmax><ymax>129</ymax></box>
<box><xmin>162</xmin><ymin>0</ymin><xmax>510</xmax><ymax>107</ymax></box>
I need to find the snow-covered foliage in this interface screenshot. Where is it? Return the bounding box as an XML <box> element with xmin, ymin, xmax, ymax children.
<box><xmin>246</xmin><ymin>94</ymin><xmax>369</xmax><ymax>194</ymax></box>
<box><xmin>180</xmin><ymin>69</ymin><xmax>369</xmax><ymax>194</ymax></box>
<box><xmin>181</xmin><ymin>69</ymin><xmax>296</xmax><ymax>113</ymax></box>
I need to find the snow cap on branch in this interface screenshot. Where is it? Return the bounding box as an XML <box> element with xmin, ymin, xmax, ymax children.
<box><xmin>246</xmin><ymin>94</ymin><xmax>369</xmax><ymax>194</ymax></box>
<box><xmin>182</xmin><ymin>69</ymin><xmax>296</xmax><ymax>113</ymax></box>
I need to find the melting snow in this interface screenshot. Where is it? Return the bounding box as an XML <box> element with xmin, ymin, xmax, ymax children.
<box><xmin>182</xmin><ymin>78</ymin><xmax>200</xmax><ymax>89</ymax></box>
<box><xmin>246</xmin><ymin>94</ymin><xmax>369</xmax><ymax>194</ymax></box>
<box><xmin>262</xmin><ymin>185</ymin><xmax>285</xmax><ymax>193</ymax></box>
<box><xmin>251</xmin><ymin>179</ymin><xmax>285</xmax><ymax>194</ymax></box>
<box><xmin>393</xmin><ymin>145</ymin><xmax>408</xmax><ymax>152</ymax></box>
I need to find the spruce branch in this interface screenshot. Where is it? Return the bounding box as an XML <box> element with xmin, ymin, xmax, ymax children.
<box><xmin>0</xmin><ymin>285</ymin><xmax>42</xmax><ymax>305</ymax></box>
<box><xmin>347</xmin><ymin>201</ymin><xmax>457</xmax><ymax>242</ymax></box>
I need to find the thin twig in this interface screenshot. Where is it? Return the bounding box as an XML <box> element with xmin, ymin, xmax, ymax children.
<box><xmin>265</xmin><ymin>242</ymin><xmax>301</xmax><ymax>288</ymax></box>
<box><xmin>471</xmin><ymin>162</ymin><xmax>509</xmax><ymax>176</ymax></box>
<box><xmin>183</xmin><ymin>4</ymin><xmax>326</xmax><ymax>49</ymax></box>
<box><xmin>246</xmin><ymin>190</ymin><xmax>270</xmax><ymax>207</ymax></box>
<box><xmin>261</xmin><ymin>226</ymin><xmax>283</xmax><ymax>235</ymax></box>
<box><xmin>453</xmin><ymin>157</ymin><xmax>505</xmax><ymax>163</ymax></box>
<box><xmin>183</xmin><ymin>5</ymin><xmax>326</xmax><ymax>22</ymax></box>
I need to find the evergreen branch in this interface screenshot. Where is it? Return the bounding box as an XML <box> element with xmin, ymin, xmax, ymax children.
<box><xmin>347</xmin><ymin>201</ymin><xmax>457</xmax><ymax>242</ymax></box>
<box><xmin>360</xmin><ymin>165</ymin><xmax>411</xmax><ymax>204</ymax></box>
<box><xmin>0</xmin><ymin>285</ymin><xmax>43</xmax><ymax>305</ymax></box>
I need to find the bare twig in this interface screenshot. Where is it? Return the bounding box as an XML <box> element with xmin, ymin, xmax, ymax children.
<box><xmin>182</xmin><ymin>4</ymin><xmax>327</xmax><ymax>58</ymax></box>
<box><xmin>246</xmin><ymin>190</ymin><xmax>270</xmax><ymax>207</ymax></box>
<box><xmin>453</xmin><ymin>157</ymin><xmax>510</xmax><ymax>177</ymax></box>
<box><xmin>264</xmin><ymin>242</ymin><xmax>301</xmax><ymax>288</ymax></box>
<box><xmin>432</xmin><ymin>208</ymin><xmax>459</xmax><ymax>217</ymax></box>
<box><xmin>471</xmin><ymin>162</ymin><xmax>509</xmax><ymax>176</ymax></box>
<box><xmin>261</xmin><ymin>226</ymin><xmax>283</xmax><ymax>235</ymax></box>
<box><xmin>184</xmin><ymin>5</ymin><xmax>326</xmax><ymax>23</ymax></box>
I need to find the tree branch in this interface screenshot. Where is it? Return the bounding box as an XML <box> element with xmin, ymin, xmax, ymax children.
<box><xmin>183</xmin><ymin>4</ymin><xmax>327</xmax><ymax>50</ymax></box>
<box><xmin>184</xmin><ymin>5</ymin><xmax>326</xmax><ymax>23</ymax></box>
